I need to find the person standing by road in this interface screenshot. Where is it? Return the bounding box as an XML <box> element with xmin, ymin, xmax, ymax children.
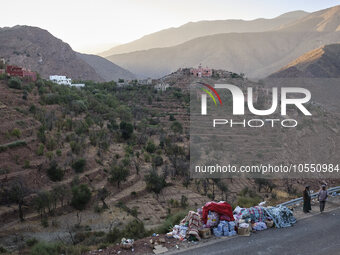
<box><xmin>303</xmin><ymin>185</ymin><xmax>311</xmax><ymax>213</ymax></box>
<box><xmin>318</xmin><ymin>185</ymin><xmax>328</xmax><ymax>213</ymax></box>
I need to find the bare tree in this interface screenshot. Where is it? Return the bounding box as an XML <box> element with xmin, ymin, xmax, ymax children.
<box><xmin>8</xmin><ymin>178</ymin><xmax>30</xmax><ymax>221</ymax></box>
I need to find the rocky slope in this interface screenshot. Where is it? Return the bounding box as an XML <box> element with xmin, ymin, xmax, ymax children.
<box><xmin>268</xmin><ymin>44</ymin><xmax>340</xmax><ymax>78</ymax></box>
<box><xmin>0</xmin><ymin>26</ymin><xmax>134</xmax><ymax>82</ymax></box>
<box><xmin>77</xmin><ymin>53</ymin><xmax>135</xmax><ymax>81</ymax></box>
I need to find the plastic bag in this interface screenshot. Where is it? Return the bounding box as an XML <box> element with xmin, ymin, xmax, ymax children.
<box><xmin>206</xmin><ymin>211</ymin><xmax>219</xmax><ymax>228</ymax></box>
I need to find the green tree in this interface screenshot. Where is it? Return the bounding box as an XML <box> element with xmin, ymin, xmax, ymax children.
<box><xmin>144</xmin><ymin>169</ymin><xmax>166</xmax><ymax>196</ymax></box>
<box><xmin>170</xmin><ymin>121</ymin><xmax>183</xmax><ymax>134</ymax></box>
<box><xmin>47</xmin><ymin>160</ymin><xmax>64</xmax><ymax>182</ymax></box>
<box><xmin>8</xmin><ymin>77</ymin><xmax>22</xmax><ymax>89</ymax></box>
<box><xmin>145</xmin><ymin>141</ymin><xmax>156</xmax><ymax>153</ymax></box>
<box><xmin>108</xmin><ymin>164</ymin><xmax>129</xmax><ymax>188</ymax></box>
<box><xmin>152</xmin><ymin>155</ymin><xmax>163</xmax><ymax>167</ymax></box>
<box><xmin>71</xmin><ymin>184</ymin><xmax>91</xmax><ymax>210</ymax></box>
<box><xmin>119</xmin><ymin>121</ymin><xmax>133</xmax><ymax>139</ymax></box>
<box><xmin>72</xmin><ymin>158</ymin><xmax>86</xmax><ymax>173</ymax></box>
<box><xmin>169</xmin><ymin>114</ymin><xmax>176</xmax><ymax>121</ymax></box>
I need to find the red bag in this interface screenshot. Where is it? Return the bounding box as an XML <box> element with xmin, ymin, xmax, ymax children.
<box><xmin>202</xmin><ymin>201</ymin><xmax>234</xmax><ymax>224</ymax></box>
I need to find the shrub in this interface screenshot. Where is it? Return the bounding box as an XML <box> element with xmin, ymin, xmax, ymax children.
<box><xmin>26</xmin><ymin>238</ymin><xmax>38</xmax><ymax>247</ymax></box>
<box><xmin>0</xmin><ymin>140</ymin><xmax>26</xmax><ymax>152</ymax></box>
<box><xmin>72</xmin><ymin>100</ymin><xmax>87</xmax><ymax>114</ymax></box>
<box><xmin>170</xmin><ymin>121</ymin><xmax>183</xmax><ymax>134</ymax></box>
<box><xmin>70</xmin><ymin>141</ymin><xmax>82</xmax><ymax>154</ymax></box>
<box><xmin>0</xmin><ymin>73</ymin><xmax>7</xmax><ymax>80</ymax></box>
<box><xmin>169</xmin><ymin>114</ymin><xmax>176</xmax><ymax>121</ymax></box>
<box><xmin>35</xmin><ymin>79</ymin><xmax>45</xmax><ymax>88</ymax></box>
<box><xmin>145</xmin><ymin>141</ymin><xmax>156</xmax><ymax>153</ymax></box>
<box><xmin>0</xmin><ymin>246</ymin><xmax>7</xmax><ymax>254</ymax></box>
<box><xmin>41</xmin><ymin>216</ymin><xmax>49</xmax><ymax>228</ymax></box>
<box><xmin>30</xmin><ymin>242</ymin><xmax>61</xmax><ymax>255</ymax></box>
<box><xmin>10</xmin><ymin>128</ymin><xmax>21</xmax><ymax>138</ymax></box>
<box><xmin>180</xmin><ymin>195</ymin><xmax>188</xmax><ymax>208</ymax></box>
<box><xmin>8</xmin><ymin>77</ymin><xmax>22</xmax><ymax>89</ymax></box>
<box><xmin>47</xmin><ymin>160</ymin><xmax>64</xmax><ymax>182</ymax></box>
<box><xmin>123</xmin><ymin>219</ymin><xmax>147</xmax><ymax>240</ymax></box>
<box><xmin>106</xmin><ymin>227</ymin><xmax>121</xmax><ymax>243</ymax></box>
<box><xmin>56</xmin><ymin>149</ymin><xmax>62</xmax><ymax>156</ymax></box>
<box><xmin>119</xmin><ymin>121</ymin><xmax>133</xmax><ymax>139</ymax></box>
<box><xmin>71</xmin><ymin>184</ymin><xmax>91</xmax><ymax>210</ymax></box>
<box><xmin>144</xmin><ymin>169</ymin><xmax>166</xmax><ymax>195</ymax></box>
<box><xmin>23</xmin><ymin>160</ymin><xmax>30</xmax><ymax>169</ymax></box>
<box><xmin>46</xmin><ymin>138</ymin><xmax>56</xmax><ymax>151</ymax></box>
<box><xmin>152</xmin><ymin>155</ymin><xmax>163</xmax><ymax>167</ymax></box>
<box><xmin>237</xmin><ymin>196</ymin><xmax>261</xmax><ymax>208</ymax></box>
<box><xmin>72</xmin><ymin>158</ymin><xmax>86</xmax><ymax>173</ymax></box>
<box><xmin>156</xmin><ymin>210</ymin><xmax>187</xmax><ymax>234</ymax></box>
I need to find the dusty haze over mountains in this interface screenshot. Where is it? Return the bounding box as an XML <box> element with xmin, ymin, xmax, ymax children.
<box><xmin>99</xmin><ymin>11</ymin><xmax>308</xmax><ymax>56</ymax></box>
<box><xmin>104</xmin><ymin>5</ymin><xmax>340</xmax><ymax>79</ymax></box>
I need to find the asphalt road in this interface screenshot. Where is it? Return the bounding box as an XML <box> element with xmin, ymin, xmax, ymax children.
<box><xmin>173</xmin><ymin>207</ymin><xmax>340</xmax><ymax>255</ymax></box>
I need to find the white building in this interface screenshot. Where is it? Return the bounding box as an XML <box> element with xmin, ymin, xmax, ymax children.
<box><xmin>138</xmin><ymin>78</ymin><xmax>153</xmax><ymax>85</ymax></box>
<box><xmin>154</xmin><ymin>82</ymin><xmax>169</xmax><ymax>91</ymax></box>
<box><xmin>49</xmin><ymin>75</ymin><xmax>72</xmax><ymax>85</ymax></box>
<box><xmin>49</xmin><ymin>75</ymin><xmax>85</xmax><ymax>87</ymax></box>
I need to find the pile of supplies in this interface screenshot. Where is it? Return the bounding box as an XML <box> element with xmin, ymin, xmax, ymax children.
<box><xmin>166</xmin><ymin>200</ymin><xmax>296</xmax><ymax>241</ymax></box>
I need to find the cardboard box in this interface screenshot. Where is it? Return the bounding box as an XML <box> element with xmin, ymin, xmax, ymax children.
<box><xmin>237</xmin><ymin>225</ymin><xmax>251</xmax><ymax>236</ymax></box>
<box><xmin>199</xmin><ymin>228</ymin><xmax>212</xmax><ymax>239</ymax></box>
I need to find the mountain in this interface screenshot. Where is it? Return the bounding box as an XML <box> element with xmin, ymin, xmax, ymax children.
<box><xmin>279</xmin><ymin>5</ymin><xmax>340</xmax><ymax>32</ymax></box>
<box><xmin>106</xmin><ymin>6</ymin><xmax>340</xmax><ymax>79</ymax></box>
<box><xmin>0</xmin><ymin>26</ymin><xmax>133</xmax><ymax>82</ymax></box>
<box><xmin>100</xmin><ymin>11</ymin><xmax>308</xmax><ymax>56</ymax></box>
<box><xmin>268</xmin><ymin>44</ymin><xmax>340</xmax><ymax>78</ymax></box>
<box><xmin>77</xmin><ymin>53</ymin><xmax>135</xmax><ymax>81</ymax></box>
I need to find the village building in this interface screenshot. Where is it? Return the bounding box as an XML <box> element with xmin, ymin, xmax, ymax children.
<box><xmin>138</xmin><ymin>78</ymin><xmax>153</xmax><ymax>85</ymax></box>
<box><xmin>190</xmin><ymin>64</ymin><xmax>212</xmax><ymax>77</ymax></box>
<box><xmin>49</xmin><ymin>75</ymin><xmax>72</xmax><ymax>85</ymax></box>
<box><xmin>6</xmin><ymin>65</ymin><xmax>37</xmax><ymax>81</ymax></box>
<box><xmin>49</xmin><ymin>75</ymin><xmax>84</xmax><ymax>87</ymax></box>
<box><xmin>154</xmin><ymin>82</ymin><xmax>169</xmax><ymax>91</ymax></box>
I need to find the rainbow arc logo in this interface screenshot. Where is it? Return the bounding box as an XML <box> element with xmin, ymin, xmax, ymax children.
<box><xmin>199</xmin><ymin>82</ymin><xmax>222</xmax><ymax>106</ymax></box>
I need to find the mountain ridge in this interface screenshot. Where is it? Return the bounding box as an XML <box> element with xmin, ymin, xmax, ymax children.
<box><xmin>268</xmin><ymin>43</ymin><xmax>340</xmax><ymax>78</ymax></box>
<box><xmin>99</xmin><ymin>10</ymin><xmax>308</xmax><ymax>56</ymax></box>
<box><xmin>105</xmin><ymin>5</ymin><xmax>340</xmax><ymax>79</ymax></box>
<box><xmin>0</xmin><ymin>25</ymin><xmax>134</xmax><ymax>82</ymax></box>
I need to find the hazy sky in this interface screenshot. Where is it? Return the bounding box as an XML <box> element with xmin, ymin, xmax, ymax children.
<box><xmin>1</xmin><ymin>0</ymin><xmax>340</xmax><ymax>53</ymax></box>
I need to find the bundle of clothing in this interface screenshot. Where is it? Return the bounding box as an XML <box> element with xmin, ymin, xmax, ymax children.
<box><xmin>180</xmin><ymin>211</ymin><xmax>202</xmax><ymax>240</ymax></box>
<box><xmin>235</xmin><ymin>206</ymin><xmax>265</xmax><ymax>222</ymax></box>
<box><xmin>263</xmin><ymin>206</ymin><xmax>296</xmax><ymax>228</ymax></box>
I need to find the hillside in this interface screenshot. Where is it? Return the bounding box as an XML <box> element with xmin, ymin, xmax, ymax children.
<box><xmin>77</xmin><ymin>53</ymin><xmax>136</xmax><ymax>81</ymax></box>
<box><xmin>0</xmin><ymin>26</ymin><xmax>133</xmax><ymax>82</ymax></box>
<box><xmin>268</xmin><ymin>44</ymin><xmax>340</xmax><ymax>78</ymax></box>
<box><xmin>106</xmin><ymin>6</ymin><xmax>340</xmax><ymax>79</ymax></box>
<box><xmin>279</xmin><ymin>5</ymin><xmax>340</xmax><ymax>32</ymax></box>
<box><xmin>0</xmin><ymin>71</ymin><xmax>339</xmax><ymax>253</ymax></box>
<box><xmin>99</xmin><ymin>11</ymin><xmax>308</xmax><ymax>56</ymax></box>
